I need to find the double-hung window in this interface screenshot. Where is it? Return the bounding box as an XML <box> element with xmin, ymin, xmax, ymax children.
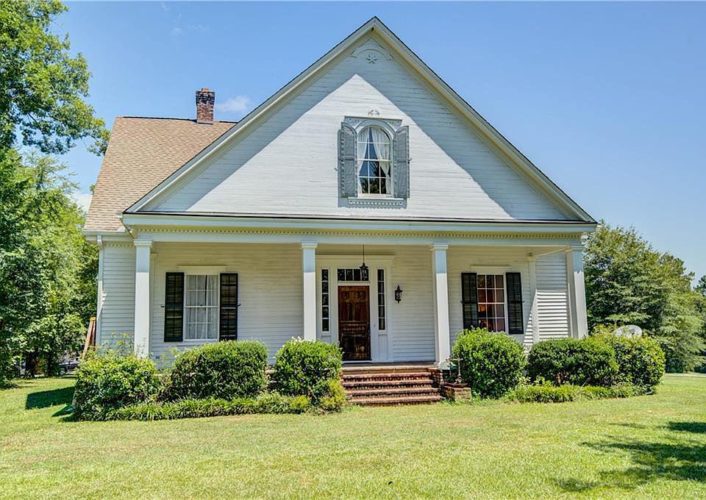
<box><xmin>184</xmin><ymin>275</ymin><xmax>218</xmax><ymax>340</ymax></box>
<box><xmin>461</xmin><ymin>272</ymin><xmax>524</xmax><ymax>335</ymax></box>
<box><xmin>164</xmin><ymin>272</ymin><xmax>239</xmax><ymax>342</ymax></box>
<box><xmin>357</xmin><ymin>126</ymin><xmax>392</xmax><ymax>195</ymax></box>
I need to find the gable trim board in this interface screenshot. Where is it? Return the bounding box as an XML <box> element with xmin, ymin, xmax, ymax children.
<box><xmin>125</xmin><ymin>17</ymin><xmax>593</xmax><ymax>224</ymax></box>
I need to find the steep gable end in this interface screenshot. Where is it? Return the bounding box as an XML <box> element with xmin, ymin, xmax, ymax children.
<box><xmin>129</xmin><ymin>18</ymin><xmax>593</xmax><ymax>224</ymax></box>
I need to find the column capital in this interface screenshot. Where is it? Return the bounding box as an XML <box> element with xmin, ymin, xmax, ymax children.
<box><xmin>431</xmin><ymin>242</ymin><xmax>449</xmax><ymax>251</ymax></box>
<box><xmin>134</xmin><ymin>239</ymin><xmax>153</xmax><ymax>248</ymax></box>
<box><xmin>301</xmin><ymin>241</ymin><xmax>318</xmax><ymax>250</ymax></box>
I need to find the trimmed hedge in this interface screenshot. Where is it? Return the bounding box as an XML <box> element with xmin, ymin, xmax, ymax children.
<box><xmin>527</xmin><ymin>338</ymin><xmax>618</xmax><ymax>387</ymax></box>
<box><xmin>73</xmin><ymin>353</ymin><xmax>160</xmax><ymax>420</ymax></box>
<box><xmin>166</xmin><ymin>341</ymin><xmax>268</xmax><ymax>401</ymax></box>
<box><xmin>108</xmin><ymin>393</ymin><xmax>312</xmax><ymax>421</ymax></box>
<box><xmin>452</xmin><ymin>329</ymin><xmax>526</xmax><ymax>398</ymax></box>
<box><xmin>594</xmin><ymin>333</ymin><xmax>665</xmax><ymax>389</ymax></box>
<box><xmin>507</xmin><ymin>383</ymin><xmax>643</xmax><ymax>403</ymax></box>
<box><xmin>272</xmin><ymin>339</ymin><xmax>343</xmax><ymax>404</ymax></box>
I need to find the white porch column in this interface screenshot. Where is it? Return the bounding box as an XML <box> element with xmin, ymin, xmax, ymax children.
<box><xmin>527</xmin><ymin>254</ymin><xmax>540</xmax><ymax>345</ymax></box>
<box><xmin>301</xmin><ymin>241</ymin><xmax>318</xmax><ymax>341</ymax></box>
<box><xmin>133</xmin><ymin>240</ymin><xmax>152</xmax><ymax>358</ymax></box>
<box><xmin>566</xmin><ymin>246</ymin><xmax>588</xmax><ymax>338</ymax></box>
<box><xmin>431</xmin><ymin>243</ymin><xmax>451</xmax><ymax>364</ymax></box>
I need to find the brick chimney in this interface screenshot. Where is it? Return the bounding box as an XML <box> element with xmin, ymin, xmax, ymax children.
<box><xmin>195</xmin><ymin>88</ymin><xmax>215</xmax><ymax>124</ymax></box>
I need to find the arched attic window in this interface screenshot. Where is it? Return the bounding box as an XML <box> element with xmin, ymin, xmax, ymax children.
<box><xmin>357</xmin><ymin>126</ymin><xmax>392</xmax><ymax>195</ymax></box>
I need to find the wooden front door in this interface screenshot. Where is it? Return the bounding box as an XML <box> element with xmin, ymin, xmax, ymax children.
<box><xmin>338</xmin><ymin>286</ymin><xmax>371</xmax><ymax>361</ymax></box>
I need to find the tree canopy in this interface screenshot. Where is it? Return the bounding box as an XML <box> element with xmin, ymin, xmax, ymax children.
<box><xmin>0</xmin><ymin>0</ymin><xmax>107</xmax><ymax>154</ymax></box>
<box><xmin>0</xmin><ymin>0</ymin><xmax>103</xmax><ymax>384</ymax></box>
<box><xmin>584</xmin><ymin>224</ymin><xmax>705</xmax><ymax>372</ymax></box>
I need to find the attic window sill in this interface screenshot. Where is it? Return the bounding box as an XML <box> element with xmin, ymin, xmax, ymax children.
<box><xmin>346</xmin><ymin>197</ymin><xmax>406</xmax><ymax>208</ymax></box>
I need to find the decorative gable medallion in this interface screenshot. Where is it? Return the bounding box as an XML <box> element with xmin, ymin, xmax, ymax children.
<box><xmin>351</xmin><ymin>39</ymin><xmax>392</xmax><ymax>65</ymax></box>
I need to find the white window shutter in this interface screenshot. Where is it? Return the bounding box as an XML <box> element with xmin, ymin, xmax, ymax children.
<box><xmin>338</xmin><ymin>124</ymin><xmax>357</xmax><ymax>198</ymax></box>
<box><xmin>393</xmin><ymin>126</ymin><xmax>410</xmax><ymax>199</ymax></box>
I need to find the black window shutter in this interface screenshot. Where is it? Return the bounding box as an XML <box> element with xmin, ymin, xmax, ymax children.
<box><xmin>506</xmin><ymin>272</ymin><xmax>524</xmax><ymax>335</ymax></box>
<box><xmin>219</xmin><ymin>273</ymin><xmax>239</xmax><ymax>341</ymax></box>
<box><xmin>393</xmin><ymin>125</ymin><xmax>410</xmax><ymax>199</ymax></box>
<box><xmin>461</xmin><ymin>273</ymin><xmax>479</xmax><ymax>330</ymax></box>
<box><xmin>338</xmin><ymin>124</ymin><xmax>357</xmax><ymax>198</ymax></box>
<box><xmin>164</xmin><ymin>272</ymin><xmax>184</xmax><ymax>342</ymax></box>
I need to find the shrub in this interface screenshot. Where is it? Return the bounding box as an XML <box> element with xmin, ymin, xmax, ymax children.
<box><xmin>507</xmin><ymin>382</ymin><xmax>640</xmax><ymax>403</ymax></box>
<box><xmin>73</xmin><ymin>353</ymin><xmax>160</xmax><ymax>420</ymax></box>
<box><xmin>654</xmin><ymin>336</ymin><xmax>698</xmax><ymax>373</ymax></box>
<box><xmin>594</xmin><ymin>333</ymin><xmax>665</xmax><ymax>389</ymax></box>
<box><xmin>452</xmin><ymin>329</ymin><xmax>526</xmax><ymax>398</ymax></box>
<box><xmin>318</xmin><ymin>379</ymin><xmax>347</xmax><ymax>412</ymax></box>
<box><xmin>108</xmin><ymin>393</ymin><xmax>312</xmax><ymax>421</ymax></box>
<box><xmin>166</xmin><ymin>341</ymin><xmax>268</xmax><ymax>401</ymax></box>
<box><xmin>527</xmin><ymin>337</ymin><xmax>618</xmax><ymax>387</ymax></box>
<box><xmin>272</xmin><ymin>339</ymin><xmax>342</xmax><ymax>403</ymax></box>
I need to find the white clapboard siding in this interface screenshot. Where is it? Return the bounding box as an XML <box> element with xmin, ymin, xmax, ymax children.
<box><xmin>98</xmin><ymin>243</ymin><xmax>135</xmax><ymax>347</ymax></box>
<box><xmin>535</xmin><ymin>252</ymin><xmax>570</xmax><ymax>340</ymax></box>
<box><xmin>97</xmin><ymin>242</ymin><xmax>574</xmax><ymax>362</ymax></box>
<box><xmin>389</xmin><ymin>246</ymin><xmax>435</xmax><ymax>361</ymax></box>
<box><xmin>447</xmin><ymin>247</ymin><xmax>533</xmax><ymax>348</ymax></box>
<box><xmin>149</xmin><ymin>243</ymin><xmax>302</xmax><ymax>363</ymax></box>
<box><xmin>147</xmin><ymin>35</ymin><xmax>569</xmax><ymax>222</ymax></box>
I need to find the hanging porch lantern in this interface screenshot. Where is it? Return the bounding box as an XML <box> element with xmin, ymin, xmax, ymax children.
<box><xmin>359</xmin><ymin>244</ymin><xmax>369</xmax><ymax>281</ymax></box>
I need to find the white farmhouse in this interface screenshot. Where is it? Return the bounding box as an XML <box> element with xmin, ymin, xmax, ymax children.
<box><xmin>85</xmin><ymin>18</ymin><xmax>595</xmax><ymax>368</ymax></box>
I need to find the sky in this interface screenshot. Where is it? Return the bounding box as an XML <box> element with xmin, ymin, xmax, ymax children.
<box><xmin>58</xmin><ymin>2</ymin><xmax>705</xmax><ymax>281</ymax></box>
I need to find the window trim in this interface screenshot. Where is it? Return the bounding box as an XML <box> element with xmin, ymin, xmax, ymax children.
<box><xmin>342</xmin><ymin>116</ymin><xmax>402</xmax><ymax>201</ymax></box>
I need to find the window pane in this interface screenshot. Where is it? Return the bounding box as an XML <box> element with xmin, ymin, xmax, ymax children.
<box><xmin>185</xmin><ymin>274</ymin><xmax>218</xmax><ymax>340</ymax></box>
<box><xmin>476</xmin><ymin>273</ymin><xmax>507</xmax><ymax>333</ymax></box>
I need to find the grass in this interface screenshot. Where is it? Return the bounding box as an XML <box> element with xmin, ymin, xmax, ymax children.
<box><xmin>0</xmin><ymin>375</ymin><xmax>705</xmax><ymax>498</ymax></box>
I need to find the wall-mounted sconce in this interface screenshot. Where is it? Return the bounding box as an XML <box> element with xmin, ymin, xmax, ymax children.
<box><xmin>395</xmin><ymin>285</ymin><xmax>403</xmax><ymax>303</ymax></box>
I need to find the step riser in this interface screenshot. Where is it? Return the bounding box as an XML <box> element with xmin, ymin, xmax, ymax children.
<box><xmin>342</xmin><ymin>367</ymin><xmax>442</xmax><ymax>406</ymax></box>
<box><xmin>350</xmin><ymin>396</ymin><xmax>443</xmax><ymax>406</ymax></box>
<box><xmin>348</xmin><ymin>388</ymin><xmax>438</xmax><ymax>397</ymax></box>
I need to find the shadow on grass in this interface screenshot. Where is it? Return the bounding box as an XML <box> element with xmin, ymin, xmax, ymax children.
<box><xmin>668</xmin><ymin>421</ymin><xmax>706</xmax><ymax>434</ymax></box>
<box><xmin>25</xmin><ymin>386</ymin><xmax>74</xmax><ymax>410</ymax></box>
<box><xmin>556</xmin><ymin>424</ymin><xmax>706</xmax><ymax>492</ymax></box>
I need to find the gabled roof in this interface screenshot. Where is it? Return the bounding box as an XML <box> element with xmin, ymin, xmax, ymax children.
<box><xmin>85</xmin><ymin>117</ymin><xmax>235</xmax><ymax>231</ymax></box>
<box><xmin>126</xmin><ymin>16</ymin><xmax>594</xmax><ymax>223</ymax></box>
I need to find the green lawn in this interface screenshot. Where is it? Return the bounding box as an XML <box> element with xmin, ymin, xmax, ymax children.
<box><xmin>1</xmin><ymin>375</ymin><xmax>705</xmax><ymax>499</ymax></box>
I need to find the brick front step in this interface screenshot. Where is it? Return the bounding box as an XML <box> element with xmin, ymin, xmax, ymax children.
<box><xmin>342</xmin><ymin>365</ymin><xmax>442</xmax><ymax>406</ymax></box>
<box><xmin>342</xmin><ymin>371</ymin><xmax>432</xmax><ymax>382</ymax></box>
<box><xmin>349</xmin><ymin>394</ymin><xmax>443</xmax><ymax>406</ymax></box>
<box><xmin>342</xmin><ymin>379</ymin><xmax>434</xmax><ymax>389</ymax></box>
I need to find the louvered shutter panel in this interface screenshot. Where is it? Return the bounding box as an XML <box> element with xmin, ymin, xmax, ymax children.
<box><xmin>461</xmin><ymin>273</ymin><xmax>479</xmax><ymax>330</ymax></box>
<box><xmin>393</xmin><ymin>125</ymin><xmax>410</xmax><ymax>199</ymax></box>
<box><xmin>219</xmin><ymin>273</ymin><xmax>238</xmax><ymax>341</ymax></box>
<box><xmin>506</xmin><ymin>272</ymin><xmax>524</xmax><ymax>335</ymax></box>
<box><xmin>164</xmin><ymin>272</ymin><xmax>184</xmax><ymax>342</ymax></box>
<box><xmin>338</xmin><ymin>124</ymin><xmax>357</xmax><ymax>198</ymax></box>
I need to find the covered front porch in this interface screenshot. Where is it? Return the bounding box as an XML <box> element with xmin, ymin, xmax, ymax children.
<box><xmin>115</xmin><ymin>217</ymin><xmax>589</xmax><ymax>365</ymax></box>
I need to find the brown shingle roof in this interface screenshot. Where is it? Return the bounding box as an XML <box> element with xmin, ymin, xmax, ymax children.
<box><xmin>85</xmin><ymin>117</ymin><xmax>235</xmax><ymax>232</ymax></box>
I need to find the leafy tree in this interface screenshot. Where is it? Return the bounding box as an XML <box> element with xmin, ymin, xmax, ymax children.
<box><xmin>696</xmin><ymin>276</ymin><xmax>706</xmax><ymax>297</ymax></box>
<box><xmin>0</xmin><ymin>0</ymin><xmax>107</xmax><ymax>154</ymax></box>
<box><xmin>585</xmin><ymin>224</ymin><xmax>705</xmax><ymax>372</ymax></box>
<box><xmin>0</xmin><ymin>0</ymin><xmax>104</xmax><ymax>385</ymax></box>
<box><xmin>584</xmin><ymin>224</ymin><xmax>667</xmax><ymax>330</ymax></box>
<box><xmin>0</xmin><ymin>154</ymin><xmax>96</xmax><ymax>378</ymax></box>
